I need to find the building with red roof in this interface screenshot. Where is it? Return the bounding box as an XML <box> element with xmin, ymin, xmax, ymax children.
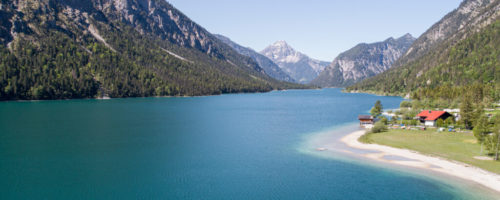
<box><xmin>417</xmin><ymin>110</ymin><xmax>453</xmax><ymax>126</ymax></box>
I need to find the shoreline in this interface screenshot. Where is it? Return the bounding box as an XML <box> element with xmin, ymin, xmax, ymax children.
<box><xmin>341</xmin><ymin>130</ymin><xmax>500</xmax><ymax>194</ymax></box>
<box><xmin>0</xmin><ymin>88</ymin><xmax>321</xmax><ymax>102</ymax></box>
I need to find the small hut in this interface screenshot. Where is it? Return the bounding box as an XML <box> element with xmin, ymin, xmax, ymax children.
<box><xmin>358</xmin><ymin>115</ymin><xmax>374</xmax><ymax>127</ymax></box>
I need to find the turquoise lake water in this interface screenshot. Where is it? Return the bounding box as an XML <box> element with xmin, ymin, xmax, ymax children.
<box><xmin>0</xmin><ymin>88</ymin><xmax>496</xmax><ymax>199</ymax></box>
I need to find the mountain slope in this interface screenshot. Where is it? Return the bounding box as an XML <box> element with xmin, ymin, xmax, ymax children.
<box><xmin>311</xmin><ymin>34</ymin><xmax>415</xmax><ymax>87</ymax></box>
<box><xmin>0</xmin><ymin>0</ymin><xmax>303</xmax><ymax>100</ymax></box>
<box><xmin>392</xmin><ymin>0</ymin><xmax>500</xmax><ymax>69</ymax></box>
<box><xmin>214</xmin><ymin>34</ymin><xmax>295</xmax><ymax>82</ymax></box>
<box><xmin>347</xmin><ymin>0</ymin><xmax>500</xmax><ymax>100</ymax></box>
<box><xmin>260</xmin><ymin>41</ymin><xmax>329</xmax><ymax>84</ymax></box>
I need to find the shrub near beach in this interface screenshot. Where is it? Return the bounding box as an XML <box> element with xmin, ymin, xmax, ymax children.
<box><xmin>372</xmin><ymin>121</ymin><xmax>388</xmax><ymax>133</ymax></box>
<box><xmin>360</xmin><ymin>101</ymin><xmax>389</xmax><ymax>143</ymax></box>
<box><xmin>360</xmin><ymin>96</ymin><xmax>500</xmax><ymax>176</ymax></box>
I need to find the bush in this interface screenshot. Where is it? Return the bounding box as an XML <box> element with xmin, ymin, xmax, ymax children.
<box><xmin>400</xmin><ymin>101</ymin><xmax>412</xmax><ymax>108</ymax></box>
<box><xmin>402</xmin><ymin>109</ymin><xmax>419</xmax><ymax>120</ymax></box>
<box><xmin>372</xmin><ymin>121</ymin><xmax>388</xmax><ymax>133</ymax></box>
<box><xmin>445</xmin><ymin>117</ymin><xmax>455</xmax><ymax>127</ymax></box>
<box><xmin>436</xmin><ymin>118</ymin><xmax>445</xmax><ymax>127</ymax></box>
<box><xmin>402</xmin><ymin>119</ymin><xmax>418</xmax><ymax>126</ymax></box>
<box><xmin>380</xmin><ymin>116</ymin><xmax>388</xmax><ymax>125</ymax></box>
<box><xmin>390</xmin><ymin>116</ymin><xmax>400</xmax><ymax>125</ymax></box>
<box><xmin>412</xmin><ymin>100</ymin><xmax>423</xmax><ymax>111</ymax></box>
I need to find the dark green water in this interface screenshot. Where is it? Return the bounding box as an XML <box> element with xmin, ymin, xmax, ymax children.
<box><xmin>0</xmin><ymin>89</ymin><xmax>495</xmax><ymax>199</ymax></box>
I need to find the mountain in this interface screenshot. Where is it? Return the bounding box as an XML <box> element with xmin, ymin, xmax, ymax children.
<box><xmin>391</xmin><ymin>0</ymin><xmax>500</xmax><ymax>69</ymax></box>
<box><xmin>347</xmin><ymin>0</ymin><xmax>500</xmax><ymax>98</ymax></box>
<box><xmin>311</xmin><ymin>34</ymin><xmax>415</xmax><ymax>87</ymax></box>
<box><xmin>214</xmin><ymin>34</ymin><xmax>295</xmax><ymax>82</ymax></box>
<box><xmin>0</xmin><ymin>0</ymin><xmax>305</xmax><ymax>100</ymax></box>
<box><xmin>260</xmin><ymin>41</ymin><xmax>329</xmax><ymax>84</ymax></box>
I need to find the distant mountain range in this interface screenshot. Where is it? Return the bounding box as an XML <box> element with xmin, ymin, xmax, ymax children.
<box><xmin>214</xmin><ymin>34</ymin><xmax>295</xmax><ymax>83</ymax></box>
<box><xmin>260</xmin><ymin>41</ymin><xmax>330</xmax><ymax>84</ymax></box>
<box><xmin>0</xmin><ymin>0</ymin><xmax>305</xmax><ymax>100</ymax></box>
<box><xmin>347</xmin><ymin>0</ymin><xmax>500</xmax><ymax>95</ymax></box>
<box><xmin>3</xmin><ymin>0</ymin><xmax>495</xmax><ymax>101</ymax></box>
<box><xmin>311</xmin><ymin>34</ymin><xmax>415</xmax><ymax>87</ymax></box>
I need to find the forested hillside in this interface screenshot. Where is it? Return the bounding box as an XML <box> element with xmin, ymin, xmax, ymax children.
<box><xmin>347</xmin><ymin>0</ymin><xmax>500</xmax><ymax>106</ymax></box>
<box><xmin>347</xmin><ymin>19</ymin><xmax>499</xmax><ymax>106</ymax></box>
<box><xmin>0</xmin><ymin>0</ymin><xmax>305</xmax><ymax>100</ymax></box>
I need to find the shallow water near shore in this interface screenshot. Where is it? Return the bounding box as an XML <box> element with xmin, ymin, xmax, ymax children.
<box><xmin>0</xmin><ymin>88</ymin><xmax>496</xmax><ymax>199</ymax></box>
<box><xmin>298</xmin><ymin>123</ymin><xmax>499</xmax><ymax>199</ymax></box>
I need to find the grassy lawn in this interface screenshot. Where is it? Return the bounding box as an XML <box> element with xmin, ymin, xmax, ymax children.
<box><xmin>363</xmin><ymin>128</ymin><xmax>500</xmax><ymax>174</ymax></box>
<box><xmin>486</xmin><ymin>109</ymin><xmax>500</xmax><ymax>116</ymax></box>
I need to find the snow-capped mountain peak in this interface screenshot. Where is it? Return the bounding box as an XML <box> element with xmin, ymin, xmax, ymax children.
<box><xmin>260</xmin><ymin>41</ymin><xmax>329</xmax><ymax>84</ymax></box>
<box><xmin>262</xmin><ymin>40</ymin><xmax>303</xmax><ymax>62</ymax></box>
<box><xmin>272</xmin><ymin>40</ymin><xmax>291</xmax><ymax>48</ymax></box>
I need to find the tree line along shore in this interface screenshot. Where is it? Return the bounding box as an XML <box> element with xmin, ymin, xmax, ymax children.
<box><xmin>359</xmin><ymin>93</ymin><xmax>500</xmax><ymax>171</ymax></box>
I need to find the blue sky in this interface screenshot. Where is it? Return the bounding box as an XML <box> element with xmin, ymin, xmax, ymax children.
<box><xmin>168</xmin><ymin>0</ymin><xmax>462</xmax><ymax>61</ymax></box>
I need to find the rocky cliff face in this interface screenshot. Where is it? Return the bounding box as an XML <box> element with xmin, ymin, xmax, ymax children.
<box><xmin>347</xmin><ymin>0</ymin><xmax>500</xmax><ymax>95</ymax></box>
<box><xmin>1</xmin><ymin>0</ymin><xmax>261</xmax><ymax>65</ymax></box>
<box><xmin>214</xmin><ymin>34</ymin><xmax>295</xmax><ymax>82</ymax></box>
<box><xmin>0</xmin><ymin>0</ymin><xmax>306</xmax><ymax>100</ymax></box>
<box><xmin>311</xmin><ymin>34</ymin><xmax>415</xmax><ymax>87</ymax></box>
<box><xmin>260</xmin><ymin>41</ymin><xmax>329</xmax><ymax>84</ymax></box>
<box><xmin>392</xmin><ymin>0</ymin><xmax>500</xmax><ymax>68</ymax></box>
<box><xmin>96</xmin><ymin>0</ymin><xmax>222</xmax><ymax>57</ymax></box>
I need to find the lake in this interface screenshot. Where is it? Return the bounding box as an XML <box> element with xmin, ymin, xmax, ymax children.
<box><xmin>0</xmin><ymin>88</ymin><xmax>495</xmax><ymax>199</ymax></box>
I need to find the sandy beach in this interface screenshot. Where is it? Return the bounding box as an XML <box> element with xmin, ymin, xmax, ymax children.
<box><xmin>341</xmin><ymin>130</ymin><xmax>500</xmax><ymax>193</ymax></box>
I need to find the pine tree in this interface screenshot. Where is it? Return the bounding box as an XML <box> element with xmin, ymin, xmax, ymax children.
<box><xmin>460</xmin><ymin>94</ymin><xmax>474</xmax><ymax>129</ymax></box>
<box><xmin>486</xmin><ymin>115</ymin><xmax>500</xmax><ymax>160</ymax></box>
<box><xmin>473</xmin><ymin>103</ymin><xmax>485</xmax><ymax>127</ymax></box>
<box><xmin>473</xmin><ymin>115</ymin><xmax>490</xmax><ymax>155</ymax></box>
<box><xmin>371</xmin><ymin>100</ymin><xmax>383</xmax><ymax>118</ymax></box>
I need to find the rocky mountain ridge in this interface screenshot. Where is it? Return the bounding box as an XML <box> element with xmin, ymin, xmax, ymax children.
<box><xmin>392</xmin><ymin>0</ymin><xmax>500</xmax><ymax>68</ymax></box>
<box><xmin>214</xmin><ymin>34</ymin><xmax>295</xmax><ymax>82</ymax></box>
<box><xmin>0</xmin><ymin>0</ymin><xmax>305</xmax><ymax>100</ymax></box>
<box><xmin>260</xmin><ymin>41</ymin><xmax>329</xmax><ymax>83</ymax></box>
<box><xmin>347</xmin><ymin>0</ymin><xmax>500</xmax><ymax>96</ymax></box>
<box><xmin>311</xmin><ymin>34</ymin><xmax>415</xmax><ymax>87</ymax></box>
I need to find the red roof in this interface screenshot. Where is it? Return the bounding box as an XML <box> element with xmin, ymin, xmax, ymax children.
<box><xmin>417</xmin><ymin>110</ymin><xmax>448</xmax><ymax>121</ymax></box>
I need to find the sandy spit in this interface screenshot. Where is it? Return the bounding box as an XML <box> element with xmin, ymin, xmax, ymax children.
<box><xmin>341</xmin><ymin>130</ymin><xmax>500</xmax><ymax>193</ymax></box>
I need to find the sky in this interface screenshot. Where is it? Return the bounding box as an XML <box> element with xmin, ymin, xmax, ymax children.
<box><xmin>168</xmin><ymin>0</ymin><xmax>463</xmax><ymax>61</ymax></box>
